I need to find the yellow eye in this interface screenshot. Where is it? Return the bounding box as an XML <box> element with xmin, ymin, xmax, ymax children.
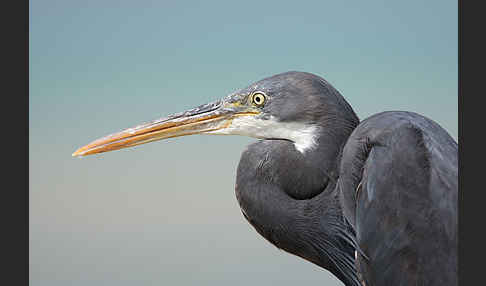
<box><xmin>251</xmin><ymin>92</ymin><xmax>266</xmax><ymax>106</ymax></box>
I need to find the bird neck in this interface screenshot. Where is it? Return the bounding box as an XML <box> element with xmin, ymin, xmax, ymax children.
<box><xmin>235</xmin><ymin>136</ymin><xmax>360</xmax><ymax>286</ymax></box>
<box><xmin>235</xmin><ymin>107</ymin><xmax>360</xmax><ymax>285</ymax></box>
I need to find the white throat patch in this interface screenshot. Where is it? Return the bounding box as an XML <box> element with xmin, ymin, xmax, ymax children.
<box><xmin>207</xmin><ymin>115</ymin><xmax>320</xmax><ymax>154</ymax></box>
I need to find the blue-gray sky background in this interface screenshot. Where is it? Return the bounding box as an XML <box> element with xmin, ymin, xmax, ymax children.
<box><xmin>30</xmin><ymin>1</ymin><xmax>457</xmax><ymax>285</ymax></box>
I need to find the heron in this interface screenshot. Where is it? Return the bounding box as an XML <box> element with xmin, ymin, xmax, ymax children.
<box><xmin>73</xmin><ymin>71</ymin><xmax>458</xmax><ymax>286</ymax></box>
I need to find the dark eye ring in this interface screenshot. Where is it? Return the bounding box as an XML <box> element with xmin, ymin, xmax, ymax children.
<box><xmin>251</xmin><ymin>92</ymin><xmax>266</xmax><ymax>106</ymax></box>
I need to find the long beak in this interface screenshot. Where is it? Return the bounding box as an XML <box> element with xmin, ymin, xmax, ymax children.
<box><xmin>72</xmin><ymin>100</ymin><xmax>257</xmax><ymax>157</ymax></box>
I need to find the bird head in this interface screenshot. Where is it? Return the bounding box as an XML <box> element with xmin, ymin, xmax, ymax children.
<box><xmin>72</xmin><ymin>71</ymin><xmax>358</xmax><ymax>157</ymax></box>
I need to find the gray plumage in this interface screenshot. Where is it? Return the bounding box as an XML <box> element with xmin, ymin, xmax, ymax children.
<box><xmin>234</xmin><ymin>72</ymin><xmax>457</xmax><ymax>286</ymax></box>
<box><xmin>339</xmin><ymin>111</ymin><xmax>457</xmax><ymax>285</ymax></box>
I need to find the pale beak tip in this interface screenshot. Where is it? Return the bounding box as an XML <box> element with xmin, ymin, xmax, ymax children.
<box><xmin>72</xmin><ymin>148</ymin><xmax>85</xmax><ymax>157</ymax></box>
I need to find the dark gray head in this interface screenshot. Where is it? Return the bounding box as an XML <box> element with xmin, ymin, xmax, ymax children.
<box><xmin>230</xmin><ymin>71</ymin><xmax>357</xmax><ymax>124</ymax></box>
<box><xmin>214</xmin><ymin>71</ymin><xmax>359</xmax><ymax>154</ymax></box>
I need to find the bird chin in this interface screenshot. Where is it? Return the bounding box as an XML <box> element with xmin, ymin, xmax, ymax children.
<box><xmin>206</xmin><ymin>115</ymin><xmax>320</xmax><ymax>154</ymax></box>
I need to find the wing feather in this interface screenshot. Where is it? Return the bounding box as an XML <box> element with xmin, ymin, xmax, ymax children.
<box><xmin>338</xmin><ymin>111</ymin><xmax>457</xmax><ymax>286</ymax></box>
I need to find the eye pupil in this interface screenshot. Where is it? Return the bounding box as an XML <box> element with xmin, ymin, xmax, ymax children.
<box><xmin>252</xmin><ymin>92</ymin><xmax>265</xmax><ymax>106</ymax></box>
